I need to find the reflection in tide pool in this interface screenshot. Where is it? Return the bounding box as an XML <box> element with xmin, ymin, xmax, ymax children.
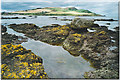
<box><xmin>2</xmin><ymin>15</ymin><xmax>118</xmax><ymax>78</ymax></box>
<box><xmin>21</xmin><ymin>38</ymin><xmax>94</xmax><ymax>78</ymax></box>
<box><xmin>1</xmin><ymin>2</ymin><xmax>118</xmax><ymax>78</ymax></box>
<box><xmin>6</xmin><ymin>26</ymin><xmax>94</xmax><ymax>78</ymax></box>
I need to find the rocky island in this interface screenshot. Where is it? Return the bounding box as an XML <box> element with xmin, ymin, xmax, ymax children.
<box><xmin>2</xmin><ymin>7</ymin><xmax>102</xmax><ymax>16</ymax></box>
<box><xmin>8</xmin><ymin>18</ymin><xmax>119</xmax><ymax>79</ymax></box>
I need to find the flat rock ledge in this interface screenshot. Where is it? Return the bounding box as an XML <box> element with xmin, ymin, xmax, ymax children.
<box><xmin>9</xmin><ymin>23</ymin><xmax>71</xmax><ymax>45</ymax></box>
<box><xmin>1</xmin><ymin>44</ymin><xmax>48</xmax><ymax>79</ymax></box>
<box><xmin>1</xmin><ymin>25</ymin><xmax>48</xmax><ymax>79</ymax></box>
<box><xmin>1</xmin><ymin>25</ymin><xmax>28</xmax><ymax>45</ymax></box>
<box><xmin>9</xmin><ymin>18</ymin><xmax>119</xmax><ymax>79</ymax></box>
<box><xmin>1</xmin><ymin>17</ymin><xmax>26</xmax><ymax>19</ymax></box>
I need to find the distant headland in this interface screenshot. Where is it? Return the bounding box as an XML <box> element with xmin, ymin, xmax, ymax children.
<box><xmin>2</xmin><ymin>7</ymin><xmax>103</xmax><ymax>16</ymax></box>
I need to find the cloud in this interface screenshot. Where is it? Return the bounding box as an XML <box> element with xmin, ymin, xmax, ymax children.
<box><xmin>64</xmin><ymin>0</ymin><xmax>119</xmax><ymax>2</ymax></box>
<box><xmin>1</xmin><ymin>9</ymin><xmax>13</xmax><ymax>12</ymax></box>
<box><xmin>29</xmin><ymin>5</ymin><xmax>41</xmax><ymax>8</ymax></box>
<box><xmin>2</xmin><ymin>0</ymin><xmax>119</xmax><ymax>2</ymax></box>
<box><xmin>1</xmin><ymin>0</ymin><xmax>51</xmax><ymax>2</ymax></box>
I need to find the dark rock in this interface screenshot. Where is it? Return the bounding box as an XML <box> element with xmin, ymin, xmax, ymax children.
<box><xmin>51</xmin><ymin>24</ymin><xmax>60</xmax><ymax>27</ymax></box>
<box><xmin>1</xmin><ymin>25</ymin><xmax>7</xmax><ymax>33</ymax></box>
<box><xmin>91</xmin><ymin>24</ymin><xmax>99</xmax><ymax>28</ymax></box>
<box><xmin>22</xmin><ymin>17</ymin><xmax>26</xmax><ymax>19</ymax></box>
<box><xmin>1</xmin><ymin>32</ymin><xmax>28</xmax><ymax>45</ymax></box>
<box><xmin>70</xmin><ymin>18</ymin><xmax>94</xmax><ymax>29</ymax></box>
<box><xmin>63</xmin><ymin>30</ymin><xmax>111</xmax><ymax>68</ymax></box>
<box><xmin>9</xmin><ymin>23</ymin><xmax>70</xmax><ymax>45</ymax></box>
<box><xmin>35</xmin><ymin>25</ymin><xmax>70</xmax><ymax>45</ymax></box>
<box><xmin>106</xmin><ymin>23</ymin><xmax>110</xmax><ymax>25</ymax></box>
<box><xmin>9</xmin><ymin>23</ymin><xmax>40</xmax><ymax>33</ymax></box>
<box><xmin>28</xmin><ymin>16</ymin><xmax>33</xmax><ymax>17</ymax></box>
<box><xmin>114</xmin><ymin>26</ymin><xmax>119</xmax><ymax>31</ymax></box>
<box><xmin>1</xmin><ymin>44</ymin><xmax>48</xmax><ymax>79</ymax></box>
<box><xmin>1</xmin><ymin>26</ymin><xmax>28</xmax><ymax>45</ymax></box>
<box><xmin>49</xmin><ymin>17</ymin><xmax>57</xmax><ymax>20</ymax></box>
<box><xmin>8</xmin><ymin>18</ymin><xmax>119</xmax><ymax>79</ymax></box>
<box><xmin>63</xmin><ymin>31</ymin><xmax>87</xmax><ymax>56</ymax></box>
<box><xmin>61</xmin><ymin>19</ymin><xmax>72</xmax><ymax>21</ymax></box>
<box><xmin>1</xmin><ymin>17</ymin><xmax>26</xmax><ymax>19</ymax></box>
<box><xmin>1</xmin><ymin>26</ymin><xmax>48</xmax><ymax>79</ymax></box>
<box><xmin>84</xmin><ymin>67</ymin><xmax>118</xmax><ymax>79</ymax></box>
<box><xmin>94</xmin><ymin>19</ymin><xmax>118</xmax><ymax>21</ymax></box>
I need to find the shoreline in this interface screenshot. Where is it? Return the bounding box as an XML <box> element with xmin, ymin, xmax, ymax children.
<box><xmin>8</xmin><ymin>18</ymin><xmax>119</xmax><ymax>78</ymax></box>
<box><xmin>2</xmin><ymin>17</ymin><xmax>119</xmax><ymax>79</ymax></box>
<box><xmin>1</xmin><ymin>15</ymin><xmax>118</xmax><ymax>22</ymax></box>
<box><xmin>1</xmin><ymin>13</ymin><xmax>102</xmax><ymax>16</ymax></box>
<box><xmin>1</xmin><ymin>25</ymin><xmax>49</xmax><ymax>79</ymax></box>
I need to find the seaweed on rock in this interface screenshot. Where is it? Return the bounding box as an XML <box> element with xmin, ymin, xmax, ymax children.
<box><xmin>1</xmin><ymin>44</ymin><xmax>48</xmax><ymax>79</ymax></box>
<box><xmin>1</xmin><ymin>25</ymin><xmax>48</xmax><ymax>79</ymax></box>
<box><xmin>8</xmin><ymin>18</ymin><xmax>119</xmax><ymax>79</ymax></box>
<box><xmin>1</xmin><ymin>25</ymin><xmax>28</xmax><ymax>45</ymax></box>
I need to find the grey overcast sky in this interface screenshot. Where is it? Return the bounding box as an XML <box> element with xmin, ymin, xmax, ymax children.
<box><xmin>1</xmin><ymin>0</ymin><xmax>119</xmax><ymax>2</ymax></box>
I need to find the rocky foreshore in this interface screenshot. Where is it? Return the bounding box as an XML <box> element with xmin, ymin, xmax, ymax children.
<box><xmin>93</xmin><ymin>18</ymin><xmax>118</xmax><ymax>21</ymax></box>
<box><xmin>9</xmin><ymin>23</ymin><xmax>71</xmax><ymax>45</ymax></box>
<box><xmin>1</xmin><ymin>25</ymin><xmax>28</xmax><ymax>45</ymax></box>
<box><xmin>1</xmin><ymin>25</ymin><xmax>48</xmax><ymax>79</ymax></box>
<box><xmin>49</xmin><ymin>17</ymin><xmax>118</xmax><ymax>22</ymax></box>
<box><xmin>1</xmin><ymin>17</ymin><xmax>26</xmax><ymax>19</ymax></box>
<box><xmin>9</xmin><ymin>18</ymin><xmax>119</xmax><ymax>79</ymax></box>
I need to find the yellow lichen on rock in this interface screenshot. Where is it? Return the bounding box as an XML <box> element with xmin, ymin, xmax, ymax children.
<box><xmin>45</xmin><ymin>25</ymin><xmax>70</xmax><ymax>36</ymax></box>
<box><xmin>72</xmin><ymin>33</ymin><xmax>86</xmax><ymax>38</ymax></box>
<box><xmin>16</xmin><ymin>55</ymin><xmax>26</xmax><ymax>60</ymax></box>
<box><xmin>96</xmin><ymin>31</ymin><xmax>106</xmax><ymax>36</ymax></box>
<box><xmin>72</xmin><ymin>33</ymin><xmax>82</xmax><ymax>37</ymax></box>
<box><xmin>1</xmin><ymin>44</ymin><xmax>48</xmax><ymax>79</ymax></box>
<box><xmin>74</xmin><ymin>37</ymin><xmax>81</xmax><ymax>43</ymax></box>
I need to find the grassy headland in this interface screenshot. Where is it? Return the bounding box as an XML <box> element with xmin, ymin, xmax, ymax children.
<box><xmin>2</xmin><ymin>7</ymin><xmax>102</xmax><ymax>16</ymax></box>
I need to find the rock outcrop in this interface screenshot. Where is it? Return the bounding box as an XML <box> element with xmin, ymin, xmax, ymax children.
<box><xmin>1</xmin><ymin>44</ymin><xmax>48</xmax><ymax>79</ymax></box>
<box><xmin>2</xmin><ymin>25</ymin><xmax>7</xmax><ymax>33</ymax></box>
<box><xmin>9</xmin><ymin>23</ymin><xmax>71</xmax><ymax>45</ymax></box>
<box><xmin>1</xmin><ymin>25</ymin><xmax>48</xmax><ymax>79</ymax></box>
<box><xmin>1</xmin><ymin>25</ymin><xmax>28</xmax><ymax>45</ymax></box>
<box><xmin>8</xmin><ymin>18</ymin><xmax>119</xmax><ymax>79</ymax></box>
<box><xmin>1</xmin><ymin>17</ymin><xmax>26</xmax><ymax>19</ymax></box>
<box><xmin>94</xmin><ymin>19</ymin><xmax>118</xmax><ymax>21</ymax></box>
<box><xmin>70</xmin><ymin>18</ymin><xmax>94</xmax><ymax>29</ymax></box>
